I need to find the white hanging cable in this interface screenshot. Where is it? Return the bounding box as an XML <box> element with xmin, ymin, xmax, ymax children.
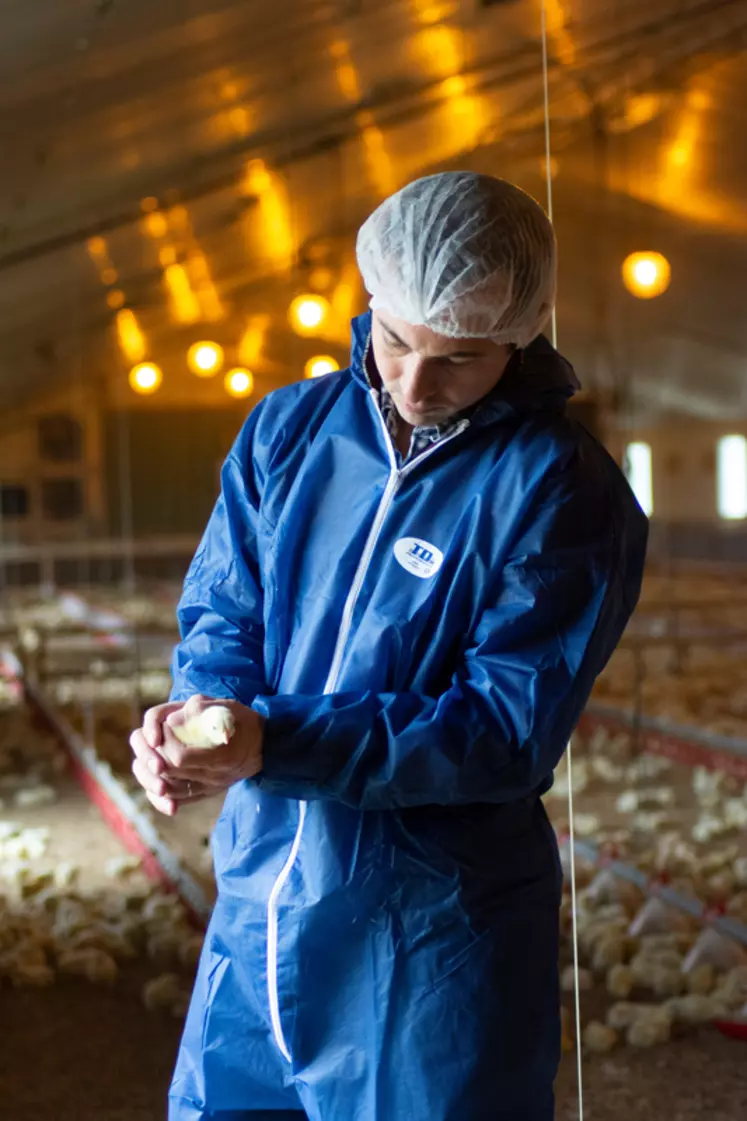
<box><xmin>114</xmin><ymin>359</ymin><xmax>140</xmax><ymax>729</ymax></box>
<box><xmin>540</xmin><ymin>4</ymin><xmax>584</xmax><ymax>1117</ymax></box>
<box><xmin>540</xmin><ymin>1</ymin><xmax>558</xmax><ymax>351</ymax></box>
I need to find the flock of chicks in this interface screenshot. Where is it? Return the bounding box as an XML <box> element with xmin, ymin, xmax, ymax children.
<box><xmin>0</xmin><ymin>589</ymin><xmax>178</xmax><ymax>634</ymax></box>
<box><xmin>5</xmin><ymin>575</ymin><xmax>747</xmax><ymax>1062</ymax></box>
<box><xmin>591</xmin><ymin>572</ymin><xmax>747</xmax><ymax>741</ymax></box>
<box><xmin>0</xmin><ymin>707</ymin><xmax>201</xmax><ymax>1018</ymax></box>
<box><xmin>593</xmin><ymin>644</ymin><xmax>747</xmax><ymax>742</ymax></box>
<box><xmin>551</xmin><ymin>733</ymin><xmax>747</xmax><ymax>847</ymax></box>
<box><xmin>548</xmin><ymin>725</ymin><xmax>747</xmax><ymax>1056</ymax></box>
<box><xmin>2</xmin><ymin>590</ymin><xmax>176</xmax><ymax>708</ymax></box>
<box><xmin>565</xmin><ymin>866</ymin><xmax>747</xmax><ymax>1054</ymax></box>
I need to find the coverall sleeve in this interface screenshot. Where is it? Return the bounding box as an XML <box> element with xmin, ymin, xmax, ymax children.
<box><xmin>252</xmin><ymin>458</ymin><xmax>648</xmax><ymax>809</ymax></box>
<box><xmin>170</xmin><ymin>415</ymin><xmax>268</xmax><ymax>705</ymax></box>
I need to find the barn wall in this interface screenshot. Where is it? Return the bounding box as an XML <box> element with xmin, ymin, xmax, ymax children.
<box><xmin>102</xmin><ymin>408</ymin><xmax>246</xmax><ymax>537</ymax></box>
<box><xmin>0</xmin><ymin>383</ymin><xmax>105</xmax><ymax>547</ymax></box>
<box><xmin>623</xmin><ymin>418</ymin><xmax>747</xmax><ymax>524</ymax></box>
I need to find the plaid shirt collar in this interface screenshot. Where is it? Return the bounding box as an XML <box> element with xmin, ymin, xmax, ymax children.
<box><xmin>378</xmin><ymin>386</ymin><xmax>465</xmax><ymax>463</ymax></box>
<box><xmin>363</xmin><ymin>333</ymin><xmax>525</xmax><ymax>463</ymax></box>
<box><xmin>364</xmin><ymin>337</ymin><xmax>470</xmax><ymax>463</ymax></box>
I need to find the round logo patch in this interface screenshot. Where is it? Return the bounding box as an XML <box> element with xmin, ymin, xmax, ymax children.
<box><xmin>393</xmin><ymin>537</ymin><xmax>444</xmax><ymax>579</ymax></box>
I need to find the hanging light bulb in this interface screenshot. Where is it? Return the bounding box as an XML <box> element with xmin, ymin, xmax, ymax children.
<box><xmin>622</xmin><ymin>252</ymin><xmax>671</xmax><ymax>299</ymax></box>
<box><xmin>289</xmin><ymin>294</ymin><xmax>330</xmax><ymax>336</ymax></box>
<box><xmin>129</xmin><ymin>363</ymin><xmax>162</xmax><ymax>394</ymax></box>
<box><xmin>224</xmin><ymin>368</ymin><xmax>254</xmax><ymax>398</ymax></box>
<box><xmin>305</xmin><ymin>356</ymin><xmax>340</xmax><ymax>379</ymax></box>
<box><xmin>144</xmin><ymin>212</ymin><xmax>168</xmax><ymax>239</ymax></box>
<box><xmin>308</xmin><ymin>267</ymin><xmax>334</xmax><ymax>291</ymax></box>
<box><xmin>187</xmin><ymin>340</ymin><xmax>224</xmax><ymax>376</ymax></box>
<box><xmin>86</xmin><ymin>236</ymin><xmax>107</xmax><ymax>259</ymax></box>
<box><xmin>107</xmin><ymin>289</ymin><xmax>125</xmax><ymax>310</ymax></box>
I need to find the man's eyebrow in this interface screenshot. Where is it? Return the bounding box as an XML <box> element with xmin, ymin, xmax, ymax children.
<box><xmin>382</xmin><ymin>323</ymin><xmax>480</xmax><ymax>359</ymax></box>
<box><xmin>381</xmin><ymin>324</ymin><xmax>408</xmax><ymax>346</ymax></box>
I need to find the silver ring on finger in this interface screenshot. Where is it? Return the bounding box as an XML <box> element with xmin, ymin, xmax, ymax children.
<box><xmin>187</xmin><ymin>781</ymin><xmax>193</xmax><ymax>796</ymax></box>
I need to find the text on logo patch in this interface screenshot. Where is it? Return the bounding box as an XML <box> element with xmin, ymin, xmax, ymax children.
<box><xmin>393</xmin><ymin>537</ymin><xmax>444</xmax><ymax>579</ymax></box>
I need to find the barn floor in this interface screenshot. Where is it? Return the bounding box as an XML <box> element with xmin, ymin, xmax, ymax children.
<box><xmin>0</xmin><ymin>967</ymin><xmax>181</xmax><ymax>1121</ymax></box>
<box><xmin>0</xmin><ymin>983</ymin><xmax>745</xmax><ymax>1120</ymax></box>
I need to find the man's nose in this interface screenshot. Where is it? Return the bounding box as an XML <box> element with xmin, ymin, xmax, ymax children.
<box><xmin>400</xmin><ymin>356</ymin><xmax>433</xmax><ymax>401</ymax></box>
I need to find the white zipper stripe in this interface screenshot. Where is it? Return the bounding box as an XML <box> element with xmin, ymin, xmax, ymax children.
<box><xmin>266</xmin><ymin>798</ymin><xmax>306</xmax><ymax>1061</ymax></box>
<box><xmin>323</xmin><ymin>468</ymin><xmax>400</xmax><ymax>688</ymax></box>
<box><xmin>265</xmin><ymin>392</ymin><xmax>469</xmax><ymax>1062</ymax></box>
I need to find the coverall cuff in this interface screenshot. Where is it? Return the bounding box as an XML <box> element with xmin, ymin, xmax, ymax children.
<box><xmin>250</xmin><ymin>692</ymin><xmax>336</xmax><ymax>798</ymax></box>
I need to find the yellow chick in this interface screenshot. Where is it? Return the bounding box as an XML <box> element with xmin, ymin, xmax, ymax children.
<box><xmin>583</xmin><ymin>1021</ymin><xmax>618</xmax><ymax>1053</ymax></box>
<box><xmin>606</xmin><ymin>963</ymin><xmax>634</xmax><ymax>1000</ymax></box>
<box><xmin>168</xmin><ymin>705</ymin><xmax>235</xmax><ymax>749</ymax></box>
<box><xmin>626</xmin><ymin>1008</ymin><xmax>672</xmax><ymax>1047</ymax></box>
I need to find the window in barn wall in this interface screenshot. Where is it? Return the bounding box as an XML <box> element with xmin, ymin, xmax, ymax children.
<box><xmin>624</xmin><ymin>442</ymin><xmax>653</xmax><ymax>516</ymax></box>
<box><xmin>717</xmin><ymin>435</ymin><xmax>747</xmax><ymax>520</ymax></box>
<box><xmin>38</xmin><ymin>414</ymin><xmax>83</xmax><ymax>463</ymax></box>
<box><xmin>41</xmin><ymin>478</ymin><xmax>84</xmax><ymax>521</ymax></box>
<box><xmin>0</xmin><ymin>484</ymin><xmax>29</xmax><ymax>519</ymax></box>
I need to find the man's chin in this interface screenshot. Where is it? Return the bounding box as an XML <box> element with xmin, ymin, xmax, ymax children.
<box><xmin>399</xmin><ymin>405</ymin><xmax>450</xmax><ymax>427</ymax></box>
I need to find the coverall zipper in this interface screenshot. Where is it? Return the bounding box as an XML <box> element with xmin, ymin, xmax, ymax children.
<box><xmin>265</xmin><ymin>388</ymin><xmax>469</xmax><ymax>1062</ymax></box>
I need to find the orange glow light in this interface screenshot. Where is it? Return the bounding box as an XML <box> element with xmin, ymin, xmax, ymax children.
<box><xmin>86</xmin><ymin>236</ymin><xmax>107</xmax><ymax>258</ymax></box>
<box><xmin>115</xmin><ymin>308</ymin><xmax>146</xmax><ymax>363</ymax></box>
<box><xmin>168</xmin><ymin>205</ymin><xmax>190</xmax><ymax>230</ymax></box>
<box><xmin>129</xmin><ymin>362</ymin><xmax>162</xmax><ymax>394</ymax></box>
<box><xmin>309</xmin><ymin>267</ymin><xmax>334</xmax><ymax>291</ymax></box>
<box><xmin>238</xmin><ymin>315</ymin><xmax>270</xmax><ymax>367</ymax></box>
<box><xmin>622</xmin><ymin>252</ymin><xmax>671</xmax><ymax>299</ymax></box>
<box><xmin>164</xmin><ymin>264</ymin><xmax>201</xmax><ymax>324</ymax></box>
<box><xmin>225</xmin><ymin>368</ymin><xmax>254</xmax><ymax>398</ymax></box>
<box><xmin>289</xmin><ymin>295</ymin><xmax>329</xmax><ymax>336</ymax></box>
<box><xmin>106</xmin><ymin>289</ymin><xmax>125</xmax><ymax>310</ymax></box>
<box><xmin>144</xmin><ymin>212</ymin><xmax>168</xmax><ymax>239</ymax></box>
<box><xmin>187</xmin><ymin>340</ymin><xmax>224</xmax><ymax>376</ymax></box>
<box><xmin>305</xmin><ymin>356</ymin><xmax>340</xmax><ymax>379</ymax></box>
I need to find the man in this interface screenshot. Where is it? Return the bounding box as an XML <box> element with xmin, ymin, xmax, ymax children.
<box><xmin>130</xmin><ymin>171</ymin><xmax>648</xmax><ymax>1121</ymax></box>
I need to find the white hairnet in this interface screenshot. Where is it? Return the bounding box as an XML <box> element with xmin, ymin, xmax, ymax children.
<box><xmin>356</xmin><ymin>171</ymin><xmax>556</xmax><ymax>347</ymax></box>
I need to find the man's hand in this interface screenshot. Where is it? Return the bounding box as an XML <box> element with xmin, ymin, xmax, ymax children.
<box><xmin>129</xmin><ymin>694</ymin><xmax>264</xmax><ymax>816</ymax></box>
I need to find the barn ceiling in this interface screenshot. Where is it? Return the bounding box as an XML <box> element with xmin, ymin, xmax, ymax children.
<box><xmin>1</xmin><ymin>0</ymin><xmax>746</xmax><ymax>424</ymax></box>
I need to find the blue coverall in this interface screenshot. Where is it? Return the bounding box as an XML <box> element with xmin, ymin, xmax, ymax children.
<box><xmin>168</xmin><ymin>313</ymin><xmax>648</xmax><ymax>1120</ymax></box>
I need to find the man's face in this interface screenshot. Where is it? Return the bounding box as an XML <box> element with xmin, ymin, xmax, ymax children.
<box><xmin>370</xmin><ymin>311</ymin><xmax>513</xmax><ymax>427</ymax></box>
